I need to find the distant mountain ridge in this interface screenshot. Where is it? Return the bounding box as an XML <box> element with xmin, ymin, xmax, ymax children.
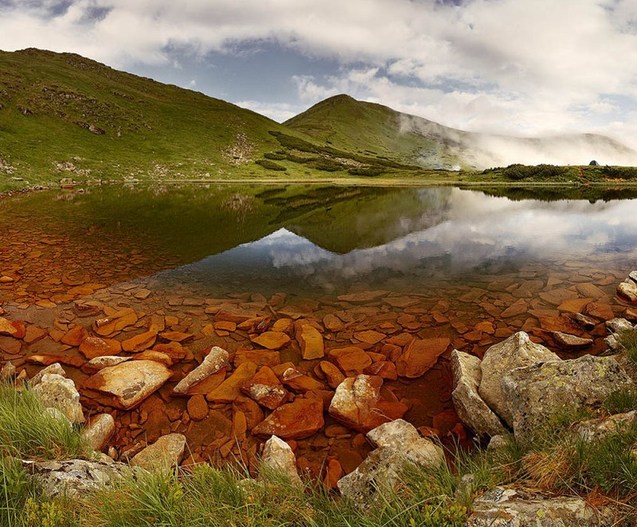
<box><xmin>285</xmin><ymin>94</ymin><xmax>637</xmax><ymax>169</ymax></box>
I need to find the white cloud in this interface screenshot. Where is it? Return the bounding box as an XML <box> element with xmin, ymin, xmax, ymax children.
<box><xmin>0</xmin><ymin>0</ymin><xmax>636</xmax><ymax>143</ymax></box>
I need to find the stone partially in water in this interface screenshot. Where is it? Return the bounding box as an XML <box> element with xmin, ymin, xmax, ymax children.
<box><xmin>618</xmin><ymin>280</ymin><xmax>637</xmax><ymax>303</ymax></box>
<box><xmin>450</xmin><ymin>350</ymin><xmax>506</xmax><ymax>438</ymax></box>
<box><xmin>479</xmin><ymin>332</ymin><xmax>559</xmax><ymax>426</ymax></box>
<box><xmin>329</xmin><ymin>375</ymin><xmax>407</xmax><ymax>433</ymax></box>
<box><xmin>552</xmin><ymin>331</ymin><xmax>593</xmax><ymax>349</ymax></box>
<box><xmin>206</xmin><ymin>361</ymin><xmax>258</xmax><ymax>403</ymax></box>
<box><xmin>241</xmin><ymin>366</ymin><xmax>289</xmax><ymax>409</ymax></box>
<box><xmin>328</xmin><ymin>347</ymin><xmax>372</xmax><ymax>376</ymax></box>
<box><xmin>173</xmin><ymin>346</ymin><xmax>229</xmax><ymax>395</ymax></box>
<box><xmin>83</xmin><ymin>360</ymin><xmax>171</xmax><ymax>409</ymax></box>
<box><xmin>122</xmin><ymin>330</ymin><xmax>158</xmax><ymax>353</ymax></box>
<box><xmin>79</xmin><ymin>336</ymin><xmax>121</xmax><ymax>359</ymax></box>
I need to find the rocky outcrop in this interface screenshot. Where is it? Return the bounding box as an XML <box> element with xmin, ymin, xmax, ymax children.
<box><xmin>502</xmin><ymin>355</ymin><xmax>633</xmax><ymax>442</ymax></box>
<box><xmin>479</xmin><ymin>332</ymin><xmax>559</xmax><ymax>426</ymax></box>
<box><xmin>574</xmin><ymin>410</ymin><xmax>637</xmax><ymax>443</ymax></box>
<box><xmin>450</xmin><ymin>350</ymin><xmax>507</xmax><ymax>438</ymax></box>
<box><xmin>337</xmin><ymin>419</ymin><xmax>444</xmax><ymax>504</ymax></box>
<box><xmin>467</xmin><ymin>486</ymin><xmax>618</xmax><ymax>526</ymax></box>
<box><xmin>22</xmin><ymin>459</ymin><xmax>128</xmax><ymax>498</ymax></box>
<box><xmin>130</xmin><ymin>433</ymin><xmax>187</xmax><ymax>471</ymax></box>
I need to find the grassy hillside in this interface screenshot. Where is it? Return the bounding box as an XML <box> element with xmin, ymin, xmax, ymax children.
<box><xmin>0</xmin><ymin>49</ymin><xmax>298</xmax><ymax>186</ymax></box>
<box><xmin>286</xmin><ymin>95</ymin><xmax>637</xmax><ymax>170</ymax></box>
<box><xmin>0</xmin><ymin>50</ymin><xmax>433</xmax><ymax>191</ymax></box>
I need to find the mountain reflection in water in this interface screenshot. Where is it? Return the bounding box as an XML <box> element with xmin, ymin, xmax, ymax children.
<box><xmin>151</xmin><ymin>187</ymin><xmax>637</xmax><ymax>295</ymax></box>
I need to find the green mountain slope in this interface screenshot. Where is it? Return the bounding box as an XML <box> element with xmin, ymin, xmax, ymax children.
<box><xmin>0</xmin><ymin>48</ymin><xmax>297</xmax><ymax>186</ymax></box>
<box><xmin>286</xmin><ymin>94</ymin><xmax>637</xmax><ymax>169</ymax></box>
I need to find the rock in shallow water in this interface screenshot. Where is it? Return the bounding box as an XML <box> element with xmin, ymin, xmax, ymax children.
<box><xmin>173</xmin><ymin>346</ymin><xmax>229</xmax><ymax>395</ymax></box>
<box><xmin>450</xmin><ymin>350</ymin><xmax>506</xmax><ymax>438</ymax></box>
<box><xmin>82</xmin><ymin>360</ymin><xmax>172</xmax><ymax>409</ymax></box>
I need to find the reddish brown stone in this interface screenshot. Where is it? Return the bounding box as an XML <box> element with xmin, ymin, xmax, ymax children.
<box><xmin>353</xmin><ymin>330</ymin><xmax>385</xmax><ymax>345</ymax></box>
<box><xmin>364</xmin><ymin>361</ymin><xmax>398</xmax><ymax>380</ymax></box>
<box><xmin>241</xmin><ymin>366</ymin><xmax>289</xmax><ymax>409</ymax></box>
<box><xmin>295</xmin><ymin>321</ymin><xmax>324</xmax><ymax>360</ymax></box>
<box><xmin>318</xmin><ymin>361</ymin><xmax>345</xmax><ymax>389</ymax></box>
<box><xmin>328</xmin><ymin>346</ymin><xmax>372</xmax><ymax>376</ymax></box>
<box><xmin>396</xmin><ymin>338</ymin><xmax>450</xmax><ymax>378</ymax></box>
<box><xmin>324</xmin><ymin>458</ymin><xmax>344</xmax><ymax>489</ymax></box>
<box><xmin>251</xmin><ymin>331</ymin><xmax>290</xmax><ymax>350</ymax></box>
<box><xmin>159</xmin><ymin>331</ymin><xmax>194</xmax><ymax>343</ymax></box>
<box><xmin>234</xmin><ymin>349</ymin><xmax>281</xmax><ymax>368</ymax></box>
<box><xmin>79</xmin><ymin>336</ymin><xmax>122</xmax><ymax>359</ymax></box>
<box><xmin>584</xmin><ymin>302</ymin><xmax>615</xmax><ymax>321</ymax></box>
<box><xmin>557</xmin><ymin>298</ymin><xmax>593</xmax><ymax>314</ymax></box>
<box><xmin>252</xmin><ymin>397</ymin><xmax>324</xmax><ymax>440</ymax></box>
<box><xmin>207</xmin><ymin>362</ymin><xmax>258</xmax><ymax>403</ymax></box>
<box><xmin>187</xmin><ymin>394</ymin><xmax>209</xmax><ymax>421</ymax></box>
<box><xmin>122</xmin><ymin>330</ymin><xmax>158</xmax><ymax>353</ymax></box>
<box><xmin>61</xmin><ymin>325</ymin><xmax>87</xmax><ymax>347</ymax></box>
<box><xmin>281</xmin><ymin>367</ymin><xmax>326</xmax><ymax>393</ymax></box>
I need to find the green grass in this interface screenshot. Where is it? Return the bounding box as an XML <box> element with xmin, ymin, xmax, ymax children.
<box><xmin>604</xmin><ymin>386</ymin><xmax>637</xmax><ymax>414</ymax></box>
<box><xmin>0</xmin><ymin>383</ymin><xmax>87</xmax><ymax>460</ymax></box>
<box><xmin>620</xmin><ymin>329</ymin><xmax>637</xmax><ymax>364</ymax></box>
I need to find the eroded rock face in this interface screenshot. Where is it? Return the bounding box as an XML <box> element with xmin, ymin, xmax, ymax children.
<box><xmin>22</xmin><ymin>459</ymin><xmax>128</xmax><ymax>499</ymax></box>
<box><xmin>337</xmin><ymin>419</ymin><xmax>445</xmax><ymax>504</ymax></box>
<box><xmin>130</xmin><ymin>433</ymin><xmax>187</xmax><ymax>471</ymax></box>
<box><xmin>479</xmin><ymin>332</ymin><xmax>559</xmax><ymax>426</ymax></box>
<box><xmin>260</xmin><ymin>435</ymin><xmax>301</xmax><ymax>485</ymax></box>
<box><xmin>32</xmin><ymin>373</ymin><xmax>84</xmax><ymax>424</ymax></box>
<box><xmin>450</xmin><ymin>350</ymin><xmax>506</xmax><ymax>438</ymax></box>
<box><xmin>82</xmin><ymin>360</ymin><xmax>172</xmax><ymax>409</ymax></box>
<box><xmin>502</xmin><ymin>355</ymin><xmax>633</xmax><ymax>443</ymax></box>
<box><xmin>328</xmin><ymin>375</ymin><xmax>407</xmax><ymax>433</ymax></box>
<box><xmin>467</xmin><ymin>486</ymin><xmax>618</xmax><ymax>526</ymax></box>
<box><xmin>173</xmin><ymin>346</ymin><xmax>229</xmax><ymax>395</ymax></box>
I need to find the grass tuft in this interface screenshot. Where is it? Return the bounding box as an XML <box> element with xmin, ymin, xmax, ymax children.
<box><xmin>0</xmin><ymin>383</ymin><xmax>87</xmax><ymax>460</ymax></box>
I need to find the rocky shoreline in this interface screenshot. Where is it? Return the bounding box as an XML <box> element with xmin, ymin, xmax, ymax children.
<box><xmin>2</xmin><ymin>272</ymin><xmax>637</xmax><ymax>524</ymax></box>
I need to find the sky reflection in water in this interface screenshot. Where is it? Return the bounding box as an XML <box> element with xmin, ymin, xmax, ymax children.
<box><xmin>154</xmin><ymin>188</ymin><xmax>637</xmax><ymax>294</ymax></box>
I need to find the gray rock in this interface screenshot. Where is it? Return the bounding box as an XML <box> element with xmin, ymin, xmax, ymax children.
<box><xmin>606</xmin><ymin>318</ymin><xmax>634</xmax><ymax>335</ymax></box>
<box><xmin>32</xmin><ymin>373</ymin><xmax>84</xmax><ymax>424</ymax></box>
<box><xmin>468</xmin><ymin>486</ymin><xmax>618</xmax><ymax>526</ymax></box>
<box><xmin>604</xmin><ymin>334</ymin><xmax>624</xmax><ymax>354</ymax></box>
<box><xmin>130</xmin><ymin>433</ymin><xmax>187</xmax><ymax>471</ymax></box>
<box><xmin>31</xmin><ymin>363</ymin><xmax>66</xmax><ymax>386</ymax></box>
<box><xmin>479</xmin><ymin>332</ymin><xmax>559</xmax><ymax>426</ymax></box>
<box><xmin>574</xmin><ymin>411</ymin><xmax>637</xmax><ymax>443</ymax></box>
<box><xmin>552</xmin><ymin>331</ymin><xmax>593</xmax><ymax>349</ymax></box>
<box><xmin>486</xmin><ymin>434</ymin><xmax>510</xmax><ymax>453</ymax></box>
<box><xmin>337</xmin><ymin>419</ymin><xmax>444</xmax><ymax>505</ymax></box>
<box><xmin>618</xmin><ymin>280</ymin><xmax>637</xmax><ymax>303</ymax></box>
<box><xmin>0</xmin><ymin>361</ymin><xmax>16</xmax><ymax>382</ymax></box>
<box><xmin>260</xmin><ymin>435</ymin><xmax>301</xmax><ymax>485</ymax></box>
<box><xmin>22</xmin><ymin>458</ymin><xmax>128</xmax><ymax>498</ymax></box>
<box><xmin>450</xmin><ymin>350</ymin><xmax>507</xmax><ymax>437</ymax></box>
<box><xmin>81</xmin><ymin>413</ymin><xmax>115</xmax><ymax>452</ymax></box>
<box><xmin>173</xmin><ymin>346</ymin><xmax>228</xmax><ymax>395</ymax></box>
<box><xmin>629</xmin><ymin>271</ymin><xmax>637</xmax><ymax>284</ymax></box>
<box><xmin>501</xmin><ymin>355</ymin><xmax>633</xmax><ymax>443</ymax></box>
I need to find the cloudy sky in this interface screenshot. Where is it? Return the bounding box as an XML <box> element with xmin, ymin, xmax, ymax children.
<box><xmin>1</xmin><ymin>0</ymin><xmax>637</xmax><ymax>144</ymax></box>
